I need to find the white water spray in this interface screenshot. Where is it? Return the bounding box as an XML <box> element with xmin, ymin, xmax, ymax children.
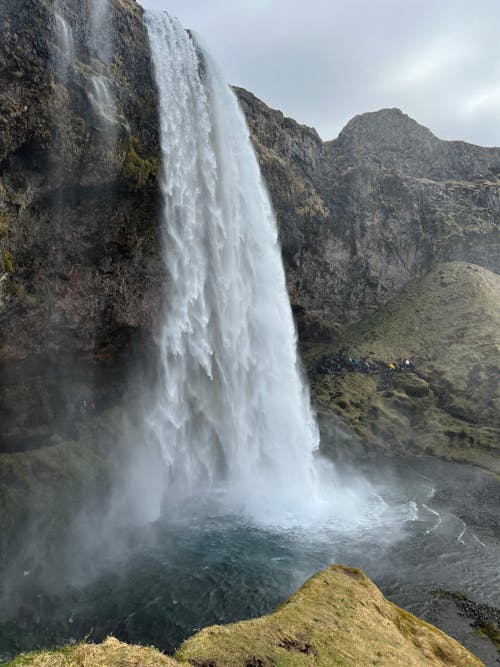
<box><xmin>144</xmin><ymin>12</ymin><xmax>321</xmax><ymax>521</ymax></box>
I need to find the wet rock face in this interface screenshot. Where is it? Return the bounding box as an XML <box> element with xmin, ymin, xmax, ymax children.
<box><xmin>0</xmin><ymin>0</ymin><xmax>162</xmax><ymax>358</ymax></box>
<box><xmin>0</xmin><ymin>0</ymin><xmax>162</xmax><ymax>449</ymax></box>
<box><xmin>237</xmin><ymin>94</ymin><xmax>500</xmax><ymax>333</ymax></box>
<box><xmin>2</xmin><ymin>5</ymin><xmax>499</xmax><ymax>452</ymax></box>
<box><xmin>235</xmin><ymin>88</ymin><xmax>329</xmax><ymax>313</ymax></box>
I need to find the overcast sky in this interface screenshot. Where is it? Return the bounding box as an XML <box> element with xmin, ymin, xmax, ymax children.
<box><xmin>140</xmin><ymin>0</ymin><xmax>500</xmax><ymax>147</ymax></box>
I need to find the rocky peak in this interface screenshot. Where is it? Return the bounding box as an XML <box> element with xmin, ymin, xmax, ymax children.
<box><xmin>335</xmin><ymin>107</ymin><xmax>437</xmax><ymax>153</ymax></box>
<box><xmin>239</xmin><ymin>90</ymin><xmax>500</xmax><ymax>335</ymax></box>
<box><xmin>327</xmin><ymin>107</ymin><xmax>500</xmax><ymax>181</ymax></box>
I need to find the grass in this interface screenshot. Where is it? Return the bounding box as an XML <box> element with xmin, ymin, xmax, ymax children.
<box><xmin>175</xmin><ymin>565</ymin><xmax>483</xmax><ymax>667</ymax></box>
<box><xmin>5</xmin><ymin>567</ymin><xmax>484</xmax><ymax>666</ymax></box>
<box><xmin>475</xmin><ymin>623</ymin><xmax>500</xmax><ymax>651</ymax></box>
<box><xmin>306</xmin><ymin>261</ymin><xmax>500</xmax><ymax>472</ymax></box>
<box><xmin>7</xmin><ymin>637</ymin><xmax>182</xmax><ymax>667</ymax></box>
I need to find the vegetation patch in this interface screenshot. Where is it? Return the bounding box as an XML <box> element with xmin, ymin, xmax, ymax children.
<box><xmin>122</xmin><ymin>135</ymin><xmax>159</xmax><ymax>189</ymax></box>
<box><xmin>476</xmin><ymin>623</ymin><xmax>500</xmax><ymax>651</ymax></box>
<box><xmin>5</xmin><ymin>567</ymin><xmax>483</xmax><ymax>666</ymax></box>
<box><xmin>305</xmin><ymin>262</ymin><xmax>500</xmax><ymax>472</ymax></box>
<box><xmin>6</xmin><ymin>636</ymin><xmax>181</xmax><ymax>667</ymax></box>
<box><xmin>3</xmin><ymin>250</ymin><xmax>14</xmax><ymax>273</ymax></box>
<box><xmin>175</xmin><ymin>565</ymin><xmax>482</xmax><ymax>666</ymax></box>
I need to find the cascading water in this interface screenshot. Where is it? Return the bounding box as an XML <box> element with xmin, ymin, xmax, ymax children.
<box><xmin>88</xmin><ymin>72</ymin><xmax>118</xmax><ymax>127</ymax></box>
<box><xmin>53</xmin><ymin>1</ymin><xmax>75</xmax><ymax>82</ymax></box>
<box><xmin>51</xmin><ymin>0</ymin><xmax>116</xmax><ymax>128</ymax></box>
<box><xmin>4</xmin><ymin>11</ymin><xmax>493</xmax><ymax>662</ymax></box>
<box><xmin>88</xmin><ymin>0</ymin><xmax>117</xmax><ymax>129</ymax></box>
<box><xmin>89</xmin><ymin>0</ymin><xmax>111</xmax><ymax>53</ymax></box>
<box><xmin>144</xmin><ymin>12</ymin><xmax>321</xmax><ymax>521</ymax></box>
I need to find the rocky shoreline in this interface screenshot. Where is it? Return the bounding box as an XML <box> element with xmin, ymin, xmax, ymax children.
<box><xmin>426</xmin><ymin>590</ymin><xmax>500</xmax><ymax>666</ymax></box>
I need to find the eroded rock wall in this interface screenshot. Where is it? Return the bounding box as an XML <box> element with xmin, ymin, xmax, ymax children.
<box><xmin>0</xmin><ymin>0</ymin><xmax>162</xmax><ymax>449</ymax></box>
<box><xmin>237</xmin><ymin>92</ymin><xmax>500</xmax><ymax>336</ymax></box>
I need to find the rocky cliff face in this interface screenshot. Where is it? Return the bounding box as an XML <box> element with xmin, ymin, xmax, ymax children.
<box><xmin>237</xmin><ymin>91</ymin><xmax>500</xmax><ymax>337</ymax></box>
<box><xmin>0</xmin><ymin>0</ymin><xmax>162</xmax><ymax>450</ymax></box>
<box><xmin>237</xmin><ymin>90</ymin><xmax>500</xmax><ymax>470</ymax></box>
<box><xmin>1</xmin><ymin>4</ymin><xmax>499</xmax><ymax>461</ymax></box>
<box><xmin>236</xmin><ymin>88</ymin><xmax>330</xmax><ymax>333</ymax></box>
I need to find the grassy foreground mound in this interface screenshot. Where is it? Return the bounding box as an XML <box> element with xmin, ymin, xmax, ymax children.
<box><xmin>8</xmin><ymin>565</ymin><xmax>483</xmax><ymax>667</ymax></box>
<box><xmin>306</xmin><ymin>262</ymin><xmax>500</xmax><ymax>472</ymax></box>
<box><xmin>7</xmin><ymin>637</ymin><xmax>180</xmax><ymax>667</ymax></box>
<box><xmin>176</xmin><ymin>565</ymin><xmax>483</xmax><ymax>666</ymax></box>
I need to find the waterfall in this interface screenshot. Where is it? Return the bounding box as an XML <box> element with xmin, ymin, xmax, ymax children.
<box><xmin>53</xmin><ymin>1</ymin><xmax>75</xmax><ymax>82</ymax></box>
<box><xmin>88</xmin><ymin>0</ymin><xmax>112</xmax><ymax>64</ymax></box>
<box><xmin>144</xmin><ymin>12</ymin><xmax>321</xmax><ymax>521</ymax></box>
<box><xmin>88</xmin><ymin>72</ymin><xmax>118</xmax><ymax>128</ymax></box>
<box><xmin>88</xmin><ymin>0</ymin><xmax>117</xmax><ymax>129</ymax></box>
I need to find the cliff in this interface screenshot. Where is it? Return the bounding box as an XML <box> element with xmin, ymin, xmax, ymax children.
<box><xmin>0</xmin><ymin>5</ymin><xmax>498</xmax><ymax>666</ymax></box>
<box><xmin>2</xmin><ymin>3</ymin><xmax>499</xmax><ymax>461</ymax></box>
<box><xmin>0</xmin><ymin>0</ymin><xmax>161</xmax><ymax>451</ymax></box>
<box><xmin>237</xmin><ymin>90</ymin><xmax>500</xmax><ymax>336</ymax></box>
<box><xmin>7</xmin><ymin>565</ymin><xmax>484</xmax><ymax>667</ymax></box>
<box><xmin>237</xmin><ymin>90</ymin><xmax>500</xmax><ymax>469</ymax></box>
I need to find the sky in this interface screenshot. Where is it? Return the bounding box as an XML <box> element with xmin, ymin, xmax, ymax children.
<box><xmin>140</xmin><ymin>0</ymin><xmax>500</xmax><ymax>147</ymax></box>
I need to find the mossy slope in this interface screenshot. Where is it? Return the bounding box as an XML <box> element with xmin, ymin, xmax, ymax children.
<box><xmin>307</xmin><ymin>262</ymin><xmax>500</xmax><ymax>471</ymax></box>
<box><xmin>0</xmin><ymin>406</ymin><xmax>128</xmax><ymax>549</ymax></box>
<box><xmin>176</xmin><ymin>565</ymin><xmax>482</xmax><ymax>666</ymax></box>
<box><xmin>8</xmin><ymin>566</ymin><xmax>483</xmax><ymax>667</ymax></box>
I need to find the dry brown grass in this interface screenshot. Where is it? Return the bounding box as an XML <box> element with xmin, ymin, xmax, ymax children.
<box><xmin>8</xmin><ymin>567</ymin><xmax>483</xmax><ymax>667</ymax></box>
<box><xmin>176</xmin><ymin>565</ymin><xmax>484</xmax><ymax>666</ymax></box>
<box><xmin>8</xmin><ymin>637</ymin><xmax>183</xmax><ymax>667</ymax></box>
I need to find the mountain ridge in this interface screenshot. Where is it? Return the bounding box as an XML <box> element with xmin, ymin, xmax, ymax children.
<box><xmin>236</xmin><ymin>86</ymin><xmax>500</xmax><ymax>333</ymax></box>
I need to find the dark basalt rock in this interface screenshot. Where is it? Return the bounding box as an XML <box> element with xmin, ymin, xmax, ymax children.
<box><xmin>1</xmin><ymin>3</ymin><xmax>499</xmax><ymax>466</ymax></box>
<box><xmin>426</xmin><ymin>591</ymin><xmax>500</xmax><ymax>666</ymax></box>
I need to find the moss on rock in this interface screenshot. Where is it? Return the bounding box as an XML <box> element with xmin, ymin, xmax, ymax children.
<box><xmin>122</xmin><ymin>134</ymin><xmax>159</xmax><ymax>189</ymax></box>
<box><xmin>306</xmin><ymin>262</ymin><xmax>500</xmax><ymax>472</ymax></box>
<box><xmin>0</xmin><ymin>406</ymin><xmax>126</xmax><ymax>544</ymax></box>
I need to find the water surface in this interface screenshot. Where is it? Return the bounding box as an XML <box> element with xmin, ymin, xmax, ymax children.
<box><xmin>1</xmin><ymin>455</ymin><xmax>498</xmax><ymax>662</ymax></box>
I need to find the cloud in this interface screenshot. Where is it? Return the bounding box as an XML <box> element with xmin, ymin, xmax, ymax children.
<box><xmin>139</xmin><ymin>0</ymin><xmax>500</xmax><ymax>146</ymax></box>
<box><xmin>464</xmin><ymin>86</ymin><xmax>500</xmax><ymax>115</ymax></box>
<box><xmin>383</xmin><ymin>34</ymin><xmax>477</xmax><ymax>90</ymax></box>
